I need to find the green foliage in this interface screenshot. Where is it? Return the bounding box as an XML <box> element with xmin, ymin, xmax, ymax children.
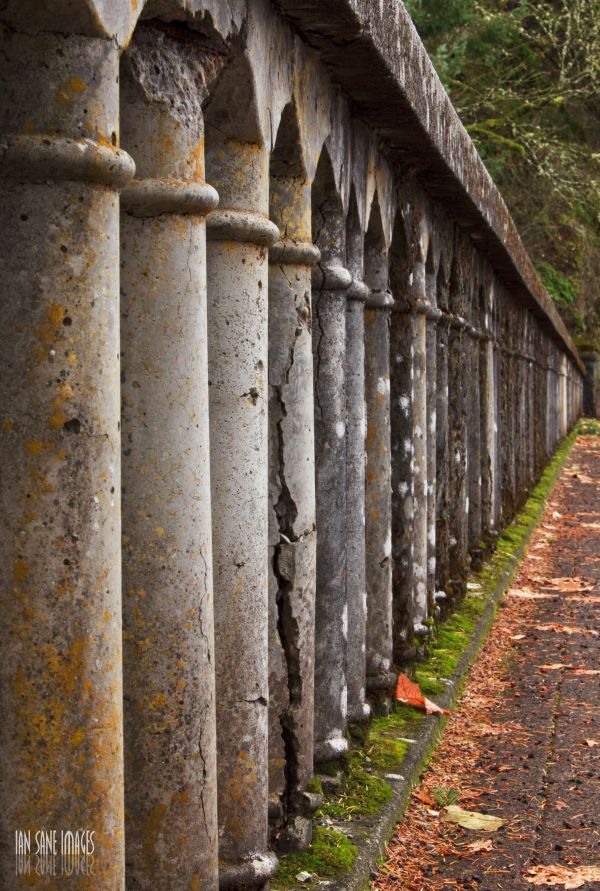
<box><xmin>405</xmin><ymin>0</ymin><xmax>600</xmax><ymax>339</ymax></box>
<box><xmin>432</xmin><ymin>786</ymin><xmax>461</xmax><ymax>807</ymax></box>
<box><xmin>537</xmin><ymin>260</ymin><xmax>578</xmax><ymax>306</ymax></box>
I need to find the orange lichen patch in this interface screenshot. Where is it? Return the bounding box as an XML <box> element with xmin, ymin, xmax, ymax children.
<box><xmin>3</xmin><ymin>418</ymin><xmax>14</xmax><ymax>432</ymax></box>
<box><xmin>14</xmin><ymin>558</ymin><xmax>29</xmax><ymax>582</ymax></box>
<box><xmin>155</xmin><ymin>526</ymin><xmax>165</xmax><ymax>537</ymax></box>
<box><xmin>49</xmin><ymin>410</ymin><xmax>68</xmax><ymax>429</ymax></box>
<box><xmin>143</xmin><ymin>802</ymin><xmax>168</xmax><ymax>872</ymax></box>
<box><xmin>67</xmin><ymin>352</ymin><xmax>78</xmax><ymax>365</ymax></box>
<box><xmin>147</xmin><ymin>691</ymin><xmax>168</xmax><ymax>710</ymax></box>
<box><xmin>56</xmin><ymin>76</ymin><xmax>87</xmax><ymax>109</ymax></box>
<box><xmin>25</xmin><ymin>440</ymin><xmax>46</xmax><ymax>456</ymax></box>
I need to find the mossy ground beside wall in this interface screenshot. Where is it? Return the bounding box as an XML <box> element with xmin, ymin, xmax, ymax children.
<box><xmin>273</xmin><ymin>423</ymin><xmax>586</xmax><ymax>891</ymax></box>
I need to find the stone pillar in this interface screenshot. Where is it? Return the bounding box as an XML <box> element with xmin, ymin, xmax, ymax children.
<box><xmin>364</xmin><ymin>289</ymin><xmax>395</xmax><ymax>691</ymax></box>
<box><xmin>312</xmin><ymin>260</ymin><xmax>352</xmax><ymax>762</ymax></box>
<box><xmin>345</xmin><ymin>278</ymin><xmax>371</xmax><ymax>722</ymax></box>
<box><xmin>480</xmin><ymin>291</ymin><xmax>497</xmax><ymax>538</ymax></box>
<box><xmin>435</xmin><ymin>313</ymin><xmax>451</xmax><ymax>601</ymax></box>
<box><xmin>206</xmin><ymin>139</ymin><xmax>279</xmax><ymax>883</ymax></box>
<box><xmin>0</xmin><ymin>21</ymin><xmax>133</xmax><ymax>886</ymax></box>
<box><xmin>582</xmin><ymin>352</ymin><xmax>599</xmax><ymax>417</ymax></box>
<box><xmin>447</xmin><ymin>316</ymin><xmax>469</xmax><ymax>598</ymax></box>
<box><xmin>467</xmin><ymin>323</ymin><xmax>482</xmax><ymax>562</ymax></box>
<box><xmin>119</xmin><ymin>26</ymin><xmax>219</xmax><ymax>889</ymax></box>
<box><xmin>413</xmin><ymin>307</ymin><xmax>429</xmax><ymax>631</ymax></box>
<box><xmin>390</xmin><ymin>305</ymin><xmax>415</xmax><ymax>660</ymax></box>
<box><xmin>267</xmin><ymin>225</ymin><xmax>319</xmax><ymax>841</ymax></box>
<box><xmin>425</xmin><ymin>304</ymin><xmax>440</xmax><ymax>616</ymax></box>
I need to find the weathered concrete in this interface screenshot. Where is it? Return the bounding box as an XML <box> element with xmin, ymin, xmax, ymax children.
<box><xmin>390</xmin><ymin>303</ymin><xmax>416</xmax><ymax>661</ymax></box>
<box><xmin>119</xmin><ymin>24</ymin><xmax>219</xmax><ymax>889</ymax></box>
<box><xmin>268</xmin><ymin>119</ymin><xmax>319</xmax><ymax>842</ymax></box>
<box><xmin>364</xmin><ymin>203</ymin><xmax>395</xmax><ymax>692</ymax></box>
<box><xmin>0</xmin><ymin>20</ymin><xmax>133</xmax><ymax>887</ymax></box>
<box><xmin>205</xmin><ymin>63</ymin><xmax>279</xmax><ymax>883</ymax></box>
<box><xmin>312</xmin><ymin>150</ymin><xmax>351</xmax><ymax>762</ymax></box>
<box><xmin>582</xmin><ymin>352</ymin><xmax>599</xmax><ymax>417</ymax></box>
<box><xmin>345</xmin><ymin>194</ymin><xmax>370</xmax><ymax>723</ymax></box>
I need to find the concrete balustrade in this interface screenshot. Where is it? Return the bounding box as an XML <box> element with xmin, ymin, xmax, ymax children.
<box><xmin>0</xmin><ymin>1</ymin><xmax>586</xmax><ymax>885</ymax></box>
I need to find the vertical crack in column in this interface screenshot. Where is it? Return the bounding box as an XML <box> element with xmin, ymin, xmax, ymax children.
<box><xmin>272</xmin><ymin>330</ymin><xmax>303</xmax><ymax>814</ymax></box>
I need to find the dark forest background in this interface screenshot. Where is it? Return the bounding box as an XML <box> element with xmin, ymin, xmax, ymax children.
<box><xmin>405</xmin><ymin>0</ymin><xmax>600</xmax><ymax>348</ymax></box>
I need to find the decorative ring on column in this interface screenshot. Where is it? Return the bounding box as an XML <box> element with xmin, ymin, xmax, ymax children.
<box><xmin>366</xmin><ymin>288</ymin><xmax>394</xmax><ymax>309</ymax></box>
<box><xmin>0</xmin><ymin>134</ymin><xmax>135</xmax><ymax>187</ymax></box>
<box><xmin>206</xmin><ymin>208</ymin><xmax>280</xmax><ymax>246</ymax></box>
<box><xmin>121</xmin><ymin>177</ymin><xmax>219</xmax><ymax>217</ymax></box>
<box><xmin>413</xmin><ymin>301</ymin><xmax>430</xmax><ymax>316</ymax></box>
<box><xmin>449</xmin><ymin>314</ymin><xmax>467</xmax><ymax>330</ymax></box>
<box><xmin>269</xmin><ymin>238</ymin><xmax>321</xmax><ymax>266</ymax></box>
<box><xmin>220</xmin><ymin>852</ymin><xmax>279</xmax><ymax>890</ymax></box>
<box><xmin>366</xmin><ymin>671</ymin><xmax>397</xmax><ymax>692</ymax></box>
<box><xmin>426</xmin><ymin>306</ymin><xmax>442</xmax><ymax>322</ymax></box>
<box><xmin>314</xmin><ymin>736</ymin><xmax>349</xmax><ymax>763</ymax></box>
<box><xmin>347</xmin><ymin>279</ymin><xmax>370</xmax><ymax>302</ymax></box>
<box><xmin>312</xmin><ymin>263</ymin><xmax>353</xmax><ymax>291</ymax></box>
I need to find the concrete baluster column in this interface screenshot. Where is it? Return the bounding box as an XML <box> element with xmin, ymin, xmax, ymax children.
<box><xmin>345</xmin><ymin>277</ymin><xmax>371</xmax><ymax>722</ymax></box>
<box><xmin>0</xmin><ymin>18</ymin><xmax>134</xmax><ymax>886</ymax></box>
<box><xmin>447</xmin><ymin>316</ymin><xmax>469</xmax><ymax>598</ymax></box>
<box><xmin>412</xmin><ymin>279</ymin><xmax>429</xmax><ymax>633</ymax></box>
<box><xmin>267</xmin><ymin>168</ymin><xmax>320</xmax><ymax>842</ymax></box>
<box><xmin>435</xmin><ymin>313</ymin><xmax>451</xmax><ymax>603</ymax></box>
<box><xmin>119</xmin><ymin>25</ymin><xmax>219</xmax><ymax>888</ymax></box>
<box><xmin>364</xmin><ymin>287</ymin><xmax>395</xmax><ymax>691</ymax></box>
<box><xmin>480</xmin><ymin>287</ymin><xmax>497</xmax><ymax>538</ymax></box>
<box><xmin>467</xmin><ymin>321</ymin><xmax>482</xmax><ymax>564</ymax></box>
<box><xmin>390</xmin><ymin>304</ymin><xmax>415</xmax><ymax>661</ymax></box>
<box><xmin>425</xmin><ymin>289</ymin><xmax>440</xmax><ymax>616</ymax></box>
<box><xmin>312</xmin><ymin>257</ymin><xmax>352</xmax><ymax>761</ymax></box>
<box><xmin>206</xmin><ymin>123</ymin><xmax>279</xmax><ymax>884</ymax></box>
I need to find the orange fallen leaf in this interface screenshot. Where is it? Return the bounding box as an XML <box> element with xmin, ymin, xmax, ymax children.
<box><xmin>395</xmin><ymin>673</ymin><xmax>449</xmax><ymax>715</ymax></box>
<box><xmin>525</xmin><ymin>864</ymin><xmax>600</xmax><ymax>888</ymax></box>
<box><xmin>412</xmin><ymin>787</ymin><xmax>435</xmax><ymax>806</ymax></box>
<box><xmin>583</xmin><ymin>739</ymin><xmax>599</xmax><ymax>747</ymax></box>
<box><xmin>534</xmin><ymin>623</ymin><xmax>599</xmax><ymax>637</ymax></box>
<box><xmin>465</xmin><ymin>838</ymin><xmax>493</xmax><ymax>853</ymax></box>
<box><xmin>544</xmin><ymin>577</ymin><xmax>594</xmax><ymax>592</ymax></box>
<box><xmin>554</xmin><ymin>800</ymin><xmax>568</xmax><ymax>810</ymax></box>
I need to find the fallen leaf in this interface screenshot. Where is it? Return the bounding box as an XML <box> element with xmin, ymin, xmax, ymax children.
<box><xmin>584</xmin><ymin>739</ymin><xmax>599</xmax><ymax>747</ymax></box>
<box><xmin>534</xmin><ymin>623</ymin><xmax>599</xmax><ymax>637</ymax></box>
<box><xmin>443</xmin><ymin>805</ymin><xmax>504</xmax><ymax>832</ymax></box>
<box><xmin>570</xmin><ymin>668</ymin><xmax>600</xmax><ymax>676</ymax></box>
<box><xmin>544</xmin><ymin>577</ymin><xmax>594</xmax><ymax>593</ymax></box>
<box><xmin>511</xmin><ymin>633</ymin><xmax>527</xmax><ymax>641</ymax></box>
<box><xmin>554</xmin><ymin>800</ymin><xmax>568</xmax><ymax>810</ymax></box>
<box><xmin>525</xmin><ymin>864</ymin><xmax>600</xmax><ymax>888</ymax></box>
<box><xmin>395</xmin><ymin>673</ymin><xmax>450</xmax><ymax>715</ymax></box>
<box><xmin>465</xmin><ymin>838</ymin><xmax>494</xmax><ymax>852</ymax></box>
<box><xmin>413</xmin><ymin>787</ymin><xmax>436</xmax><ymax>806</ymax></box>
<box><xmin>538</xmin><ymin>664</ymin><xmax>574</xmax><ymax>671</ymax></box>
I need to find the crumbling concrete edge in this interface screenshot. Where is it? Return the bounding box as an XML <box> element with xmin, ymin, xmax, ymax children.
<box><xmin>331</xmin><ymin>428</ymin><xmax>580</xmax><ymax>891</ymax></box>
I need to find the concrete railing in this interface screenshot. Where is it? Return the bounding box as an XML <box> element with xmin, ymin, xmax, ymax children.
<box><xmin>0</xmin><ymin>1</ymin><xmax>584</xmax><ymax>888</ymax></box>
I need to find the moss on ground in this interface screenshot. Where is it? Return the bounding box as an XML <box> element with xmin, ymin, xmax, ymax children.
<box><xmin>272</xmin><ymin>424</ymin><xmax>582</xmax><ymax>889</ymax></box>
<box><xmin>273</xmin><ymin>827</ymin><xmax>357</xmax><ymax>889</ymax></box>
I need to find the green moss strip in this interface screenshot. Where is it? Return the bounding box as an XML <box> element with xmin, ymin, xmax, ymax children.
<box><xmin>273</xmin><ymin>424</ymin><xmax>582</xmax><ymax>890</ymax></box>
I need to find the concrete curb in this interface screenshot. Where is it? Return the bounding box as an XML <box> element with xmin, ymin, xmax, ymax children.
<box><xmin>328</xmin><ymin>434</ymin><xmax>578</xmax><ymax>891</ymax></box>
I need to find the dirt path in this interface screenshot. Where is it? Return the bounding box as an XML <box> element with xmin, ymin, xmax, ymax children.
<box><xmin>373</xmin><ymin>434</ymin><xmax>600</xmax><ymax>891</ymax></box>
